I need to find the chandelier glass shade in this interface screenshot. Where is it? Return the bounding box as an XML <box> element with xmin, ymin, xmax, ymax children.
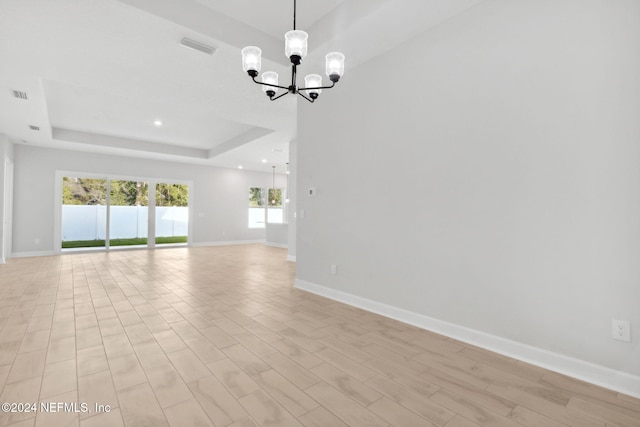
<box><xmin>241</xmin><ymin>46</ymin><xmax>261</xmax><ymax>73</ymax></box>
<box><xmin>241</xmin><ymin>0</ymin><xmax>345</xmax><ymax>103</ymax></box>
<box><xmin>284</xmin><ymin>30</ymin><xmax>308</xmax><ymax>59</ymax></box>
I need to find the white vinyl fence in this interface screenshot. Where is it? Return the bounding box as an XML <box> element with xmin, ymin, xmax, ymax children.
<box><xmin>61</xmin><ymin>205</ymin><xmax>188</xmax><ymax>241</ymax></box>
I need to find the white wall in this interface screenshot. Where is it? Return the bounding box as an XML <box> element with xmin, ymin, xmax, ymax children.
<box><xmin>266</xmin><ymin>223</ymin><xmax>288</xmax><ymax>248</ymax></box>
<box><xmin>296</xmin><ymin>0</ymin><xmax>640</xmax><ymax>387</ymax></box>
<box><xmin>12</xmin><ymin>145</ymin><xmax>286</xmax><ymax>255</ymax></box>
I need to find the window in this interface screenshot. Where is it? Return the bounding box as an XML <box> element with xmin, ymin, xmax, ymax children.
<box><xmin>249</xmin><ymin>187</ymin><xmax>286</xmax><ymax>227</ymax></box>
<box><xmin>248</xmin><ymin>187</ymin><xmax>265</xmax><ymax>228</ymax></box>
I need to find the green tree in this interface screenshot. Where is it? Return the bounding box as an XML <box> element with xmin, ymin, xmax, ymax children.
<box><xmin>82</xmin><ymin>179</ymin><xmax>108</xmax><ymax>205</ymax></box>
<box><xmin>111</xmin><ymin>180</ymin><xmax>148</xmax><ymax>206</ymax></box>
<box><xmin>62</xmin><ymin>178</ymin><xmax>79</xmax><ymax>205</ymax></box>
<box><xmin>249</xmin><ymin>188</ymin><xmax>264</xmax><ymax>207</ymax></box>
<box><xmin>156</xmin><ymin>184</ymin><xmax>188</xmax><ymax>207</ymax></box>
<box><xmin>63</xmin><ymin>178</ymin><xmax>186</xmax><ymax>207</ymax></box>
<box><xmin>268</xmin><ymin>189</ymin><xmax>282</xmax><ymax>207</ymax></box>
<box><xmin>62</xmin><ymin>177</ymin><xmax>107</xmax><ymax>205</ymax></box>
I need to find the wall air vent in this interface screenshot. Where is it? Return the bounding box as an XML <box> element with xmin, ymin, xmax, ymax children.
<box><xmin>12</xmin><ymin>90</ymin><xmax>28</xmax><ymax>100</ymax></box>
<box><xmin>179</xmin><ymin>37</ymin><xmax>216</xmax><ymax>55</ymax></box>
<box><xmin>29</xmin><ymin>125</ymin><xmax>40</xmax><ymax>131</ymax></box>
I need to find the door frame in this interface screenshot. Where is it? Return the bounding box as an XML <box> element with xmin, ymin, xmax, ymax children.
<box><xmin>2</xmin><ymin>156</ymin><xmax>14</xmax><ymax>262</ymax></box>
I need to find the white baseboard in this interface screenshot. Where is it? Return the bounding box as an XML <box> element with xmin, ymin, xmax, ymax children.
<box><xmin>191</xmin><ymin>240</ymin><xmax>265</xmax><ymax>247</ymax></box>
<box><xmin>294</xmin><ymin>278</ymin><xmax>640</xmax><ymax>399</ymax></box>
<box><xmin>287</xmin><ymin>255</ymin><xmax>296</xmax><ymax>262</ymax></box>
<box><xmin>265</xmin><ymin>242</ymin><xmax>288</xmax><ymax>249</ymax></box>
<box><xmin>11</xmin><ymin>250</ymin><xmax>56</xmax><ymax>259</ymax></box>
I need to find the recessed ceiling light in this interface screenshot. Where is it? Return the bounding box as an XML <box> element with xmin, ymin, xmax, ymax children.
<box><xmin>153</xmin><ymin>120</ymin><xmax>163</xmax><ymax>127</ymax></box>
<box><xmin>238</xmin><ymin>165</ymin><xmax>243</xmax><ymax>169</ymax></box>
<box><xmin>261</xmin><ymin>159</ymin><xmax>267</xmax><ymax>163</ymax></box>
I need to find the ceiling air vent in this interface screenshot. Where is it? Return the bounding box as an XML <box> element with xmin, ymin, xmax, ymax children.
<box><xmin>179</xmin><ymin>37</ymin><xmax>216</xmax><ymax>55</ymax></box>
<box><xmin>12</xmin><ymin>90</ymin><xmax>28</xmax><ymax>100</ymax></box>
<box><xmin>29</xmin><ymin>125</ymin><xmax>40</xmax><ymax>131</ymax></box>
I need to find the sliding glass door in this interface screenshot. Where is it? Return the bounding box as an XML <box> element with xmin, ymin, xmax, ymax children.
<box><xmin>61</xmin><ymin>177</ymin><xmax>107</xmax><ymax>249</ymax></box>
<box><xmin>109</xmin><ymin>180</ymin><xmax>149</xmax><ymax>248</ymax></box>
<box><xmin>155</xmin><ymin>183</ymin><xmax>188</xmax><ymax>245</ymax></box>
<box><xmin>59</xmin><ymin>174</ymin><xmax>189</xmax><ymax>251</ymax></box>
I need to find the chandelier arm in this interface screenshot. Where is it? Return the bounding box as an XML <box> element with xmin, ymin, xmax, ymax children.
<box><xmin>250</xmin><ymin>76</ymin><xmax>289</xmax><ymax>91</ymax></box>
<box><xmin>270</xmin><ymin>91</ymin><xmax>290</xmax><ymax>101</ymax></box>
<box><xmin>298</xmin><ymin>81</ymin><xmax>337</xmax><ymax>92</ymax></box>
<box><xmin>297</xmin><ymin>91</ymin><xmax>315</xmax><ymax>103</ymax></box>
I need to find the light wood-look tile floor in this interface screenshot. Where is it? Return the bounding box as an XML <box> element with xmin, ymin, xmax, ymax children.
<box><xmin>0</xmin><ymin>244</ymin><xmax>638</xmax><ymax>427</ymax></box>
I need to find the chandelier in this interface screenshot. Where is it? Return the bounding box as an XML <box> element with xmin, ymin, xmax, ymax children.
<box><xmin>241</xmin><ymin>0</ymin><xmax>345</xmax><ymax>103</ymax></box>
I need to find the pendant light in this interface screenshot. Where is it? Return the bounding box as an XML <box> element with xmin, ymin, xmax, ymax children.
<box><xmin>285</xmin><ymin>162</ymin><xmax>290</xmax><ymax>204</ymax></box>
<box><xmin>271</xmin><ymin>166</ymin><xmax>276</xmax><ymax>205</ymax></box>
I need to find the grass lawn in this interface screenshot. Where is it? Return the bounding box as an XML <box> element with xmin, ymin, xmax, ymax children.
<box><xmin>155</xmin><ymin>236</ymin><xmax>188</xmax><ymax>244</ymax></box>
<box><xmin>62</xmin><ymin>236</ymin><xmax>187</xmax><ymax>249</ymax></box>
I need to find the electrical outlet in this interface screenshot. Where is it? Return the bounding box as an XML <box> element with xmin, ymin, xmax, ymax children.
<box><xmin>331</xmin><ymin>264</ymin><xmax>337</xmax><ymax>275</ymax></box>
<box><xmin>612</xmin><ymin>319</ymin><xmax>631</xmax><ymax>342</ymax></box>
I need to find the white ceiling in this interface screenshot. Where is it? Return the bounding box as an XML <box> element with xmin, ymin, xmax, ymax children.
<box><xmin>195</xmin><ymin>0</ymin><xmax>349</xmax><ymax>40</ymax></box>
<box><xmin>0</xmin><ymin>0</ymin><xmax>484</xmax><ymax>173</ymax></box>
